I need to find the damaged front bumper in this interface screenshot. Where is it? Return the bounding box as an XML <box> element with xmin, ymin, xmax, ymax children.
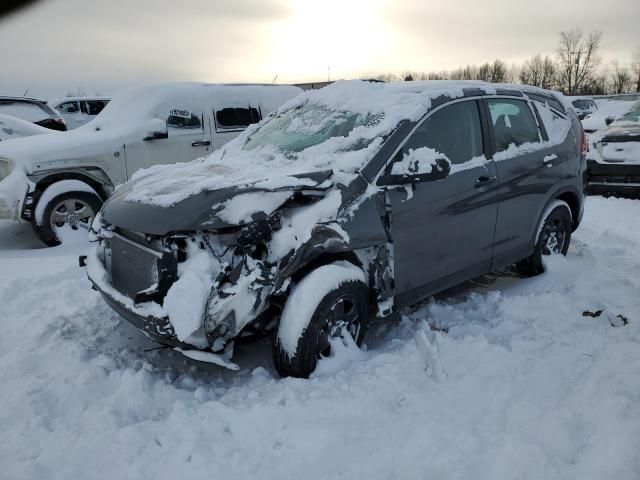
<box><xmin>84</xmin><ymin>234</ymin><xmax>276</xmax><ymax>353</ymax></box>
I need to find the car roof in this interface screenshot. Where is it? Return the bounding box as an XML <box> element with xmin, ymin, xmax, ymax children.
<box><xmin>49</xmin><ymin>96</ymin><xmax>111</xmax><ymax>104</ymax></box>
<box><xmin>0</xmin><ymin>96</ymin><xmax>47</xmax><ymax>104</ymax></box>
<box><xmin>297</xmin><ymin>80</ymin><xmax>568</xmax><ymax>121</ymax></box>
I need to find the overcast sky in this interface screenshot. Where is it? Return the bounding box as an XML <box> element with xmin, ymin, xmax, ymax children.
<box><xmin>0</xmin><ymin>0</ymin><xmax>638</xmax><ymax>99</ymax></box>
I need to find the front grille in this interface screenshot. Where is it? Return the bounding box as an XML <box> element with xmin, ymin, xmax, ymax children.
<box><xmin>109</xmin><ymin>233</ymin><xmax>162</xmax><ymax>300</ymax></box>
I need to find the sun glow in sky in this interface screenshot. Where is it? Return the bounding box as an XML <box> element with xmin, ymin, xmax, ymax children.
<box><xmin>0</xmin><ymin>0</ymin><xmax>637</xmax><ymax>98</ymax></box>
<box><xmin>268</xmin><ymin>0</ymin><xmax>390</xmax><ymax>82</ymax></box>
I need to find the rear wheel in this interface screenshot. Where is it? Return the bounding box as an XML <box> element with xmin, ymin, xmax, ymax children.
<box><xmin>273</xmin><ymin>263</ymin><xmax>370</xmax><ymax>378</ymax></box>
<box><xmin>33</xmin><ymin>192</ymin><xmax>102</xmax><ymax>247</ymax></box>
<box><xmin>516</xmin><ymin>200</ymin><xmax>572</xmax><ymax>276</ymax></box>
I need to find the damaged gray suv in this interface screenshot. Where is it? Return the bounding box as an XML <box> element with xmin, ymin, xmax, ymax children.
<box><xmin>83</xmin><ymin>80</ymin><xmax>586</xmax><ymax>378</ymax></box>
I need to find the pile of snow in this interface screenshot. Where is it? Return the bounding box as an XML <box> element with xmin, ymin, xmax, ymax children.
<box><xmin>1</xmin><ymin>196</ymin><xmax>639</xmax><ymax>479</ymax></box>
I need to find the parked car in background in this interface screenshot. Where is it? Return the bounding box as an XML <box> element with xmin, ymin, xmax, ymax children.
<box><xmin>581</xmin><ymin>98</ymin><xmax>638</xmax><ymax>133</ymax></box>
<box><xmin>48</xmin><ymin>97</ymin><xmax>111</xmax><ymax>129</ymax></box>
<box><xmin>569</xmin><ymin>97</ymin><xmax>598</xmax><ymax>120</ymax></box>
<box><xmin>83</xmin><ymin>80</ymin><xmax>586</xmax><ymax>378</ymax></box>
<box><xmin>0</xmin><ymin>113</ymin><xmax>52</xmax><ymax>141</ymax></box>
<box><xmin>587</xmin><ymin>100</ymin><xmax>640</xmax><ymax>197</ymax></box>
<box><xmin>0</xmin><ymin>82</ymin><xmax>301</xmax><ymax>246</ymax></box>
<box><xmin>0</xmin><ymin>96</ymin><xmax>66</xmax><ymax>131</ymax></box>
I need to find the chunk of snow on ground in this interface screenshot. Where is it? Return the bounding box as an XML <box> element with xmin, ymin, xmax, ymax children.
<box><xmin>174</xmin><ymin>348</ymin><xmax>239</xmax><ymax>370</ymax></box>
<box><xmin>311</xmin><ymin>333</ymin><xmax>367</xmax><ymax>378</ymax></box>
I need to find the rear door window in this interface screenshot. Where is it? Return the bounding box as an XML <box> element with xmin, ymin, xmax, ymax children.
<box><xmin>215</xmin><ymin>106</ymin><xmax>261</xmax><ymax>131</ymax></box>
<box><xmin>56</xmin><ymin>101</ymin><xmax>80</xmax><ymax>113</ymax></box>
<box><xmin>488</xmin><ymin>99</ymin><xmax>540</xmax><ymax>152</ymax></box>
<box><xmin>85</xmin><ymin>100</ymin><xmax>108</xmax><ymax>116</ymax></box>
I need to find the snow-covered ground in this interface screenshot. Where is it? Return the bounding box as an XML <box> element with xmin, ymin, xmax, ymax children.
<box><xmin>1</xmin><ymin>196</ymin><xmax>639</xmax><ymax>479</ymax></box>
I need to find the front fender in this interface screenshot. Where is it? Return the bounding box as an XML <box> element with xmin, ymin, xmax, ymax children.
<box><xmin>273</xmin><ymin>224</ymin><xmax>354</xmax><ymax>292</ymax></box>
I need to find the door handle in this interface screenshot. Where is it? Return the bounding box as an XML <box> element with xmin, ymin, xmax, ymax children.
<box><xmin>474</xmin><ymin>175</ymin><xmax>496</xmax><ymax>187</ymax></box>
<box><xmin>543</xmin><ymin>154</ymin><xmax>558</xmax><ymax>167</ymax></box>
<box><xmin>192</xmin><ymin>140</ymin><xmax>211</xmax><ymax>147</ymax></box>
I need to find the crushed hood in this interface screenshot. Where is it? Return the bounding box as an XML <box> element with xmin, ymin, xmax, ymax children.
<box><xmin>101</xmin><ymin>168</ymin><xmax>333</xmax><ymax>235</ymax></box>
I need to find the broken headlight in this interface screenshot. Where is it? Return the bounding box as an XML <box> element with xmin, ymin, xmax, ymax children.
<box><xmin>236</xmin><ymin>210</ymin><xmax>281</xmax><ymax>252</ymax></box>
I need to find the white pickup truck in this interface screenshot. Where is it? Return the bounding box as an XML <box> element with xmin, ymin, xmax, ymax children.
<box><xmin>0</xmin><ymin>82</ymin><xmax>301</xmax><ymax>245</ymax></box>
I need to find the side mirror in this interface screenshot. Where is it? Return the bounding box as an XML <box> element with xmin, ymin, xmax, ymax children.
<box><xmin>142</xmin><ymin>118</ymin><xmax>168</xmax><ymax>141</ymax></box>
<box><xmin>605</xmin><ymin>116</ymin><xmax>615</xmax><ymax>126</ymax></box>
<box><xmin>378</xmin><ymin>155</ymin><xmax>450</xmax><ymax>186</ymax></box>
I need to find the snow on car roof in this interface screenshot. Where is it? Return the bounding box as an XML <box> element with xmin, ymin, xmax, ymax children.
<box><xmin>125</xmin><ymin>80</ymin><xmax>568</xmax><ymax>207</ymax></box>
<box><xmin>0</xmin><ymin>82</ymin><xmax>303</xmax><ymax>169</ymax></box>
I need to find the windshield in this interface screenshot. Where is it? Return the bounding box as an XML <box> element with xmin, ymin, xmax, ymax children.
<box><xmin>243</xmin><ymin>103</ymin><xmax>369</xmax><ymax>153</ymax></box>
<box><xmin>620</xmin><ymin>101</ymin><xmax>640</xmax><ymax>123</ymax></box>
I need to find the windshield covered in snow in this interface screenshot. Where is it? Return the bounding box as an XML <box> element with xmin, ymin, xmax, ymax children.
<box><xmin>243</xmin><ymin>103</ymin><xmax>370</xmax><ymax>153</ymax></box>
<box><xmin>619</xmin><ymin>101</ymin><xmax>640</xmax><ymax>123</ymax></box>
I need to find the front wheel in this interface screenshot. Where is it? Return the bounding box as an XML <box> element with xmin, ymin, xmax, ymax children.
<box><xmin>33</xmin><ymin>192</ymin><xmax>102</xmax><ymax>247</ymax></box>
<box><xmin>516</xmin><ymin>200</ymin><xmax>572</xmax><ymax>276</ymax></box>
<box><xmin>273</xmin><ymin>262</ymin><xmax>371</xmax><ymax>378</ymax></box>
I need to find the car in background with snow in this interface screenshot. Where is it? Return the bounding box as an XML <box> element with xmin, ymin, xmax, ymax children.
<box><xmin>0</xmin><ymin>114</ymin><xmax>52</xmax><ymax>142</ymax></box>
<box><xmin>586</xmin><ymin>100</ymin><xmax>640</xmax><ymax>197</ymax></box>
<box><xmin>0</xmin><ymin>96</ymin><xmax>66</xmax><ymax>131</ymax></box>
<box><xmin>48</xmin><ymin>97</ymin><xmax>111</xmax><ymax>129</ymax></box>
<box><xmin>83</xmin><ymin>80</ymin><xmax>586</xmax><ymax>378</ymax></box>
<box><xmin>569</xmin><ymin>97</ymin><xmax>598</xmax><ymax>120</ymax></box>
<box><xmin>0</xmin><ymin>82</ymin><xmax>301</xmax><ymax>246</ymax></box>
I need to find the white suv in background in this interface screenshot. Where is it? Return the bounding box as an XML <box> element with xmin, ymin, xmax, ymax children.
<box><xmin>48</xmin><ymin>97</ymin><xmax>111</xmax><ymax>129</ymax></box>
<box><xmin>0</xmin><ymin>82</ymin><xmax>302</xmax><ymax>246</ymax></box>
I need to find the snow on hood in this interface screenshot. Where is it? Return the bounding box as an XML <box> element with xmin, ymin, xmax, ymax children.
<box><xmin>124</xmin><ymin>80</ymin><xmax>565</xmax><ymax>209</ymax></box>
<box><xmin>101</xmin><ymin>167</ymin><xmax>333</xmax><ymax>235</ymax></box>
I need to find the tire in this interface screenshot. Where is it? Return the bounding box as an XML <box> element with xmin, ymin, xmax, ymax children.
<box><xmin>516</xmin><ymin>200</ymin><xmax>572</xmax><ymax>276</ymax></box>
<box><xmin>33</xmin><ymin>192</ymin><xmax>102</xmax><ymax>247</ymax></box>
<box><xmin>273</xmin><ymin>263</ymin><xmax>371</xmax><ymax>378</ymax></box>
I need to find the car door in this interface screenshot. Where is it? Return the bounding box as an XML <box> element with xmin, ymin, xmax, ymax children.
<box><xmin>55</xmin><ymin>100</ymin><xmax>83</xmax><ymax>129</ymax></box>
<box><xmin>484</xmin><ymin>97</ymin><xmax>566</xmax><ymax>266</ymax></box>
<box><xmin>123</xmin><ymin>108</ymin><xmax>213</xmax><ymax>180</ymax></box>
<box><xmin>379</xmin><ymin>98</ymin><xmax>499</xmax><ymax>308</ymax></box>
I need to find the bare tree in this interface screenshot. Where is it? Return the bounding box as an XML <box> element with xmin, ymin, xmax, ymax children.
<box><xmin>520</xmin><ymin>54</ymin><xmax>557</xmax><ymax>89</ymax></box>
<box><xmin>490</xmin><ymin>60</ymin><xmax>508</xmax><ymax>83</ymax></box>
<box><xmin>555</xmin><ymin>28</ymin><xmax>602</xmax><ymax>94</ymax></box>
<box><xmin>610</xmin><ymin>61</ymin><xmax>632</xmax><ymax>94</ymax></box>
<box><xmin>632</xmin><ymin>46</ymin><xmax>640</xmax><ymax>93</ymax></box>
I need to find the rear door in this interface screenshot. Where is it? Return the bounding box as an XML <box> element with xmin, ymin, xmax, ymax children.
<box><xmin>123</xmin><ymin>107</ymin><xmax>213</xmax><ymax>179</ymax></box>
<box><xmin>485</xmin><ymin>97</ymin><xmax>567</xmax><ymax>266</ymax></box>
<box><xmin>55</xmin><ymin>100</ymin><xmax>84</xmax><ymax>129</ymax></box>
<box><xmin>381</xmin><ymin>98</ymin><xmax>499</xmax><ymax>308</ymax></box>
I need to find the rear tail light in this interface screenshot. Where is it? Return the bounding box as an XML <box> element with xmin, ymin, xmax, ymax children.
<box><xmin>580</xmin><ymin>127</ymin><xmax>588</xmax><ymax>154</ymax></box>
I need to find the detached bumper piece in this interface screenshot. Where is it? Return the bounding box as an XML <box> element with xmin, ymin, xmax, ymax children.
<box><xmin>586</xmin><ymin>160</ymin><xmax>640</xmax><ymax>198</ymax></box>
